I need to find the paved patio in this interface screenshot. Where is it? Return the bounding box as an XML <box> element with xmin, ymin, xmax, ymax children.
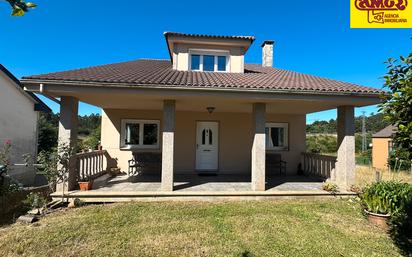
<box><xmin>91</xmin><ymin>173</ymin><xmax>325</xmax><ymax>192</ymax></box>
<box><xmin>52</xmin><ymin>173</ymin><xmax>357</xmax><ymax>202</ymax></box>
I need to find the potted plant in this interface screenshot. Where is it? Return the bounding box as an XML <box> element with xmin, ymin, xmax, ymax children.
<box><xmin>78</xmin><ymin>177</ymin><xmax>94</xmax><ymax>191</ymax></box>
<box><xmin>361</xmin><ymin>181</ymin><xmax>411</xmax><ymax>231</ymax></box>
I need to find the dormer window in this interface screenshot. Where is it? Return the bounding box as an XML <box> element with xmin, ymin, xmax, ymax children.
<box><xmin>189</xmin><ymin>50</ymin><xmax>229</xmax><ymax>72</ymax></box>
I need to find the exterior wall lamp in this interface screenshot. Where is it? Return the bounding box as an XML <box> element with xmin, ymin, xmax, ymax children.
<box><xmin>206</xmin><ymin>107</ymin><xmax>215</xmax><ymax>114</ymax></box>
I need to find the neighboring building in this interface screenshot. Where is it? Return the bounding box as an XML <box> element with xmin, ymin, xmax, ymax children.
<box><xmin>22</xmin><ymin>32</ymin><xmax>382</xmax><ymax>192</ymax></box>
<box><xmin>0</xmin><ymin>64</ymin><xmax>51</xmax><ymax>185</ymax></box>
<box><xmin>372</xmin><ymin>125</ymin><xmax>395</xmax><ymax>170</ymax></box>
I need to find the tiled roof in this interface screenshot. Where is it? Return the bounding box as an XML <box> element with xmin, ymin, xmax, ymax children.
<box><xmin>164</xmin><ymin>32</ymin><xmax>255</xmax><ymax>41</ymax></box>
<box><xmin>22</xmin><ymin>59</ymin><xmax>383</xmax><ymax>95</ymax></box>
<box><xmin>373</xmin><ymin>125</ymin><xmax>396</xmax><ymax>138</ymax></box>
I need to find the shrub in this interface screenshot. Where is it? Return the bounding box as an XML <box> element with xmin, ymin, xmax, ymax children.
<box><xmin>390</xmin><ymin>198</ymin><xmax>412</xmax><ymax>255</ymax></box>
<box><xmin>306</xmin><ymin>135</ymin><xmax>337</xmax><ymax>154</ymax></box>
<box><xmin>361</xmin><ymin>181</ymin><xmax>412</xmax><ymax>215</ymax></box>
<box><xmin>388</xmin><ymin>148</ymin><xmax>411</xmax><ymax>171</ymax></box>
<box><xmin>0</xmin><ymin>141</ymin><xmax>22</xmax><ymax>196</ymax></box>
<box><xmin>322</xmin><ymin>182</ymin><xmax>338</xmax><ymax>193</ymax></box>
<box><xmin>23</xmin><ymin>192</ymin><xmax>47</xmax><ymax>210</ymax></box>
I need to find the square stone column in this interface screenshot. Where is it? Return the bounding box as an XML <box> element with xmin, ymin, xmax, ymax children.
<box><xmin>56</xmin><ymin>96</ymin><xmax>78</xmax><ymax>192</ymax></box>
<box><xmin>161</xmin><ymin>100</ymin><xmax>175</xmax><ymax>191</ymax></box>
<box><xmin>251</xmin><ymin>103</ymin><xmax>266</xmax><ymax>191</ymax></box>
<box><xmin>335</xmin><ymin>106</ymin><xmax>355</xmax><ymax>189</ymax></box>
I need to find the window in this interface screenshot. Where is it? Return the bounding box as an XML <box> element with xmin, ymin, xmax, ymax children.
<box><xmin>217</xmin><ymin>56</ymin><xmax>226</xmax><ymax>71</ymax></box>
<box><xmin>121</xmin><ymin>119</ymin><xmax>160</xmax><ymax>149</ymax></box>
<box><xmin>201</xmin><ymin>129</ymin><xmax>213</xmax><ymax>145</ymax></box>
<box><xmin>203</xmin><ymin>55</ymin><xmax>215</xmax><ymax>71</ymax></box>
<box><xmin>189</xmin><ymin>50</ymin><xmax>229</xmax><ymax>72</ymax></box>
<box><xmin>265</xmin><ymin>123</ymin><xmax>288</xmax><ymax>150</ymax></box>
<box><xmin>191</xmin><ymin>54</ymin><xmax>200</xmax><ymax>70</ymax></box>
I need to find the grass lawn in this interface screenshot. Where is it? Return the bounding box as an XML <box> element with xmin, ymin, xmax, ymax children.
<box><xmin>0</xmin><ymin>199</ymin><xmax>401</xmax><ymax>257</ymax></box>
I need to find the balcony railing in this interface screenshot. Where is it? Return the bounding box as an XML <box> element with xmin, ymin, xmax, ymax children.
<box><xmin>301</xmin><ymin>152</ymin><xmax>337</xmax><ymax>180</ymax></box>
<box><xmin>75</xmin><ymin>150</ymin><xmax>108</xmax><ymax>181</ymax></box>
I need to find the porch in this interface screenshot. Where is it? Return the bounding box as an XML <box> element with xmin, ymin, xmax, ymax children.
<box><xmin>50</xmin><ymin>150</ymin><xmax>357</xmax><ymax>202</ymax></box>
<box><xmin>52</xmin><ymin>173</ymin><xmax>356</xmax><ymax>202</ymax></box>
<box><xmin>53</xmin><ymin>96</ymin><xmax>359</xmax><ymax>194</ymax></box>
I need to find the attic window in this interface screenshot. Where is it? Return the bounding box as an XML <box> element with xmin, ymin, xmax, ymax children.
<box><xmin>189</xmin><ymin>50</ymin><xmax>229</xmax><ymax>72</ymax></box>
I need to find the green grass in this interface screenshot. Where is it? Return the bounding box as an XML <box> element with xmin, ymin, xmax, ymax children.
<box><xmin>0</xmin><ymin>199</ymin><xmax>401</xmax><ymax>257</ymax></box>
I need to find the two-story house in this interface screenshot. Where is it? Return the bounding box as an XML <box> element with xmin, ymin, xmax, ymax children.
<box><xmin>21</xmin><ymin>32</ymin><xmax>382</xmax><ymax>197</ymax></box>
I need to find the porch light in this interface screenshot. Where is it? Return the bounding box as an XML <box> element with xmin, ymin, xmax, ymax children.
<box><xmin>206</xmin><ymin>107</ymin><xmax>215</xmax><ymax>114</ymax></box>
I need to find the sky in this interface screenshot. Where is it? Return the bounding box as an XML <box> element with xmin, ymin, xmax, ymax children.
<box><xmin>1</xmin><ymin>0</ymin><xmax>411</xmax><ymax>123</ymax></box>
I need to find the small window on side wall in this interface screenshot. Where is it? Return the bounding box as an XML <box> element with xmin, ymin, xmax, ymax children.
<box><xmin>265</xmin><ymin>123</ymin><xmax>288</xmax><ymax>150</ymax></box>
<box><xmin>121</xmin><ymin>119</ymin><xmax>160</xmax><ymax>149</ymax></box>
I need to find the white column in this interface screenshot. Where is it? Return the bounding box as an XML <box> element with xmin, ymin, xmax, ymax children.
<box><xmin>251</xmin><ymin>103</ymin><xmax>266</xmax><ymax>191</ymax></box>
<box><xmin>56</xmin><ymin>96</ymin><xmax>78</xmax><ymax>192</ymax></box>
<box><xmin>161</xmin><ymin>100</ymin><xmax>175</xmax><ymax>191</ymax></box>
<box><xmin>335</xmin><ymin>106</ymin><xmax>355</xmax><ymax>189</ymax></box>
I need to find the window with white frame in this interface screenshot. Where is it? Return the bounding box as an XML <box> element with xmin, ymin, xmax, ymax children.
<box><xmin>265</xmin><ymin>123</ymin><xmax>288</xmax><ymax>150</ymax></box>
<box><xmin>189</xmin><ymin>50</ymin><xmax>229</xmax><ymax>72</ymax></box>
<box><xmin>120</xmin><ymin>119</ymin><xmax>160</xmax><ymax>149</ymax></box>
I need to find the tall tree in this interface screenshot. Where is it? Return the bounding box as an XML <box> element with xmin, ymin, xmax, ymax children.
<box><xmin>5</xmin><ymin>0</ymin><xmax>36</xmax><ymax>16</ymax></box>
<box><xmin>37</xmin><ymin>112</ymin><xmax>58</xmax><ymax>153</ymax></box>
<box><xmin>379</xmin><ymin>53</ymin><xmax>412</xmax><ymax>165</ymax></box>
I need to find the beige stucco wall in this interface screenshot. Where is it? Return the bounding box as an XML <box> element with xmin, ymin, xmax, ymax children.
<box><xmin>173</xmin><ymin>43</ymin><xmax>244</xmax><ymax>73</ymax></box>
<box><xmin>101</xmin><ymin>109</ymin><xmax>306</xmax><ymax>175</ymax></box>
<box><xmin>0</xmin><ymin>72</ymin><xmax>38</xmax><ymax>185</ymax></box>
<box><xmin>372</xmin><ymin>137</ymin><xmax>391</xmax><ymax>170</ymax></box>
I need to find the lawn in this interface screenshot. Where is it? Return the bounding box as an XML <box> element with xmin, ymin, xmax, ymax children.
<box><xmin>0</xmin><ymin>199</ymin><xmax>401</xmax><ymax>257</ymax></box>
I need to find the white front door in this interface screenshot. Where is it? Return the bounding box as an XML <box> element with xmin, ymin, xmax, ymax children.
<box><xmin>196</xmin><ymin>121</ymin><xmax>219</xmax><ymax>171</ymax></box>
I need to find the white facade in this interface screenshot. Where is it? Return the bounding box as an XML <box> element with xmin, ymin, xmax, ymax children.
<box><xmin>0</xmin><ymin>67</ymin><xmax>48</xmax><ymax>185</ymax></box>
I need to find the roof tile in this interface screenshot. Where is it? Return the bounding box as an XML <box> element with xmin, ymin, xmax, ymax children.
<box><xmin>22</xmin><ymin>59</ymin><xmax>383</xmax><ymax>94</ymax></box>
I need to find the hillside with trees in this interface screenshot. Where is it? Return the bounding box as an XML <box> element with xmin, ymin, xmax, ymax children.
<box><xmin>306</xmin><ymin>112</ymin><xmax>390</xmax><ymax>161</ymax></box>
<box><xmin>306</xmin><ymin>112</ymin><xmax>391</xmax><ymax>134</ymax></box>
<box><xmin>38</xmin><ymin>112</ymin><xmax>101</xmax><ymax>153</ymax></box>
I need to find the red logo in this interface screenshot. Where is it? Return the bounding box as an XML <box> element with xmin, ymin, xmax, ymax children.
<box><xmin>355</xmin><ymin>0</ymin><xmax>408</xmax><ymax>11</ymax></box>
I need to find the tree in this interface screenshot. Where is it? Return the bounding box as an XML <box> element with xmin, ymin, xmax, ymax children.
<box><xmin>5</xmin><ymin>0</ymin><xmax>36</xmax><ymax>16</ymax></box>
<box><xmin>38</xmin><ymin>112</ymin><xmax>58</xmax><ymax>153</ymax></box>
<box><xmin>379</xmin><ymin>53</ymin><xmax>412</xmax><ymax>168</ymax></box>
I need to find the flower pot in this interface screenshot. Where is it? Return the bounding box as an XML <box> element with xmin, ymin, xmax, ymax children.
<box><xmin>364</xmin><ymin>209</ymin><xmax>390</xmax><ymax>231</ymax></box>
<box><xmin>78</xmin><ymin>181</ymin><xmax>93</xmax><ymax>191</ymax></box>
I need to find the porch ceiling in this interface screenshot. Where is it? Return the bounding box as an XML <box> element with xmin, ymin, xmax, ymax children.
<box><xmin>24</xmin><ymin>83</ymin><xmax>381</xmax><ymax>114</ymax></box>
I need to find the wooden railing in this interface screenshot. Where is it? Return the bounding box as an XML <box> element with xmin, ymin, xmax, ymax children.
<box><xmin>75</xmin><ymin>150</ymin><xmax>108</xmax><ymax>181</ymax></box>
<box><xmin>301</xmin><ymin>152</ymin><xmax>337</xmax><ymax>180</ymax></box>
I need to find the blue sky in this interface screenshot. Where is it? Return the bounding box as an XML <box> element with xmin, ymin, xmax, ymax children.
<box><xmin>1</xmin><ymin>0</ymin><xmax>410</xmax><ymax>122</ymax></box>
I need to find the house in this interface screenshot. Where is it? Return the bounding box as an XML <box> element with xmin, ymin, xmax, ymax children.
<box><xmin>372</xmin><ymin>125</ymin><xmax>395</xmax><ymax>170</ymax></box>
<box><xmin>21</xmin><ymin>32</ymin><xmax>382</xmax><ymax>195</ymax></box>
<box><xmin>0</xmin><ymin>64</ymin><xmax>51</xmax><ymax>186</ymax></box>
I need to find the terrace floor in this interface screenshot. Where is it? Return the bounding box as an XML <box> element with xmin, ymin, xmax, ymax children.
<box><xmin>52</xmin><ymin>173</ymin><xmax>357</xmax><ymax>202</ymax></box>
<box><xmin>92</xmin><ymin>173</ymin><xmax>325</xmax><ymax>192</ymax></box>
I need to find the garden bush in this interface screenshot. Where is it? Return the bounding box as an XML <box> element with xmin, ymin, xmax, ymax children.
<box><xmin>362</xmin><ymin>181</ymin><xmax>412</xmax><ymax>215</ymax></box>
<box><xmin>362</xmin><ymin>181</ymin><xmax>412</xmax><ymax>255</ymax></box>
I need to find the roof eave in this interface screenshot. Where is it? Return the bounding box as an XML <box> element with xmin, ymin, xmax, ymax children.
<box><xmin>20</xmin><ymin>78</ymin><xmax>384</xmax><ymax>99</ymax></box>
<box><xmin>163</xmin><ymin>32</ymin><xmax>256</xmax><ymax>63</ymax></box>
